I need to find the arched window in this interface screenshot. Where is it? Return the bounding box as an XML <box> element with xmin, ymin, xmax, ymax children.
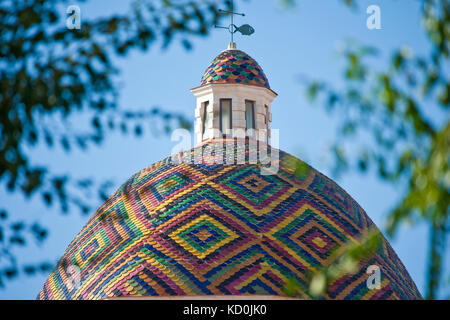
<box><xmin>220</xmin><ymin>99</ymin><xmax>232</xmax><ymax>133</ymax></box>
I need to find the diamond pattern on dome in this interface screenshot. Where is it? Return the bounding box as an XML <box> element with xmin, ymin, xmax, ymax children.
<box><xmin>38</xmin><ymin>139</ymin><xmax>422</xmax><ymax>300</ymax></box>
<box><xmin>267</xmin><ymin>204</ymin><xmax>346</xmax><ymax>269</ymax></box>
<box><xmin>200</xmin><ymin>50</ymin><xmax>270</xmax><ymax>89</ymax></box>
<box><xmin>213</xmin><ymin>165</ymin><xmax>295</xmax><ymax>215</ymax></box>
<box><xmin>168</xmin><ymin>214</ymin><xmax>239</xmax><ymax>259</ymax></box>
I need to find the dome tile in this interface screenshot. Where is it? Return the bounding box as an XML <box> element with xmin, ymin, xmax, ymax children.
<box><xmin>200</xmin><ymin>49</ymin><xmax>270</xmax><ymax>89</ymax></box>
<box><xmin>38</xmin><ymin>139</ymin><xmax>422</xmax><ymax>300</ymax></box>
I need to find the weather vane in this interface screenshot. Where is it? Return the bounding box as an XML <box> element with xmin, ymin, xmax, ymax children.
<box><xmin>214</xmin><ymin>0</ymin><xmax>255</xmax><ymax>48</ymax></box>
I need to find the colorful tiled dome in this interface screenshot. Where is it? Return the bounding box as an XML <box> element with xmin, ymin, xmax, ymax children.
<box><xmin>38</xmin><ymin>139</ymin><xmax>421</xmax><ymax>300</ymax></box>
<box><xmin>200</xmin><ymin>49</ymin><xmax>270</xmax><ymax>89</ymax></box>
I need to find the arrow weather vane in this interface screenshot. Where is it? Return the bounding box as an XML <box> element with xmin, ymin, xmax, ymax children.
<box><xmin>214</xmin><ymin>0</ymin><xmax>255</xmax><ymax>47</ymax></box>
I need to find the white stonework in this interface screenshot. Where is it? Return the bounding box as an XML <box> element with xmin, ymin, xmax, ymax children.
<box><xmin>190</xmin><ymin>83</ymin><xmax>277</xmax><ymax>145</ymax></box>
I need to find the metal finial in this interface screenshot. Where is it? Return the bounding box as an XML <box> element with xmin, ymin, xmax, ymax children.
<box><xmin>214</xmin><ymin>0</ymin><xmax>255</xmax><ymax>48</ymax></box>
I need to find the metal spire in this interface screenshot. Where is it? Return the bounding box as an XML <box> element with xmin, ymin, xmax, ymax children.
<box><xmin>214</xmin><ymin>0</ymin><xmax>255</xmax><ymax>49</ymax></box>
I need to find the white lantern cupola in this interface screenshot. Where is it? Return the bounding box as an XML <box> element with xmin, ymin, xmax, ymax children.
<box><xmin>191</xmin><ymin>43</ymin><xmax>277</xmax><ymax>145</ymax></box>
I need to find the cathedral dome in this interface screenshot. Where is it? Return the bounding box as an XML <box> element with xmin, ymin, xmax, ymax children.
<box><xmin>200</xmin><ymin>49</ymin><xmax>270</xmax><ymax>89</ymax></box>
<box><xmin>38</xmin><ymin>140</ymin><xmax>421</xmax><ymax>300</ymax></box>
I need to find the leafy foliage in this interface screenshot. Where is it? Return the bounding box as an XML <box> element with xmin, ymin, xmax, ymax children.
<box><xmin>0</xmin><ymin>0</ymin><xmax>232</xmax><ymax>288</ymax></box>
<box><xmin>283</xmin><ymin>230</ymin><xmax>382</xmax><ymax>298</ymax></box>
<box><xmin>301</xmin><ymin>0</ymin><xmax>449</xmax><ymax>299</ymax></box>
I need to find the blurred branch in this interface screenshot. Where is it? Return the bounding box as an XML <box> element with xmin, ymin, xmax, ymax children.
<box><xmin>300</xmin><ymin>0</ymin><xmax>449</xmax><ymax>299</ymax></box>
<box><xmin>0</xmin><ymin>0</ymin><xmax>228</xmax><ymax>288</ymax></box>
<box><xmin>283</xmin><ymin>229</ymin><xmax>382</xmax><ymax>298</ymax></box>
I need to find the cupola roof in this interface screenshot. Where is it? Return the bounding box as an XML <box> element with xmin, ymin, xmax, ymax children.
<box><xmin>200</xmin><ymin>49</ymin><xmax>270</xmax><ymax>89</ymax></box>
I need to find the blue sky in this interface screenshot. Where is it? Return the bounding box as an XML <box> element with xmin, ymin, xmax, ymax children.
<box><xmin>0</xmin><ymin>0</ymin><xmax>448</xmax><ymax>299</ymax></box>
